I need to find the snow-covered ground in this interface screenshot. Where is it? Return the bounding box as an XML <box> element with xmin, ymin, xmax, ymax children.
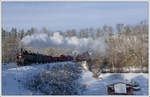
<box><xmin>79</xmin><ymin>70</ymin><xmax>148</xmax><ymax>95</ymax></box>
<box><xmin>2</xmin><ymin>62</ymin><xmax>148</xmax><ymax>95</ymax></box>
<box><xmin>2</xmin><ymin>63</ymin><xmax>17</xmax><ymax>71</ymax></box>
<box><xmin>2</xmin><ymin>62</ymin><xmax>76</xmax><ymax>95</ymax></box>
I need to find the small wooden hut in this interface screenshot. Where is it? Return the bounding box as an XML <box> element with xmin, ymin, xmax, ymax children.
<box><xmin>107</xmin><ymin>82</ymin><xmax>133</xmax><ymax>95</ymax></box>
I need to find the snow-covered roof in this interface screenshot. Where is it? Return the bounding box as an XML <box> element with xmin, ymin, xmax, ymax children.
<box><xmin>114</xmin><ymin>83</ymin><xmax>127</xmax><ymax>94</ymax></box>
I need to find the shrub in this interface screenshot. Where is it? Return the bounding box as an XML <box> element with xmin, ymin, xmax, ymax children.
<box><xmin>22</xmin><ymin>63</ymin><xmax>86</xmax><ymax>95</ymax></box>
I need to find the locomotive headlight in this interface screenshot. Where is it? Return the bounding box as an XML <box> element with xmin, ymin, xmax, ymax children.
<box><xmin>18</xmin><ymin>53</ymin><xmax>22</xmax><ymax>58</ymax></box>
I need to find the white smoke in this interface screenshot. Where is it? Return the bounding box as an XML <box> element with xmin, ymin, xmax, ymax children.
<box><xmin>21</xmin><ymin>32</ymin><xmax>108</xmax><ymax>55</ymax></box>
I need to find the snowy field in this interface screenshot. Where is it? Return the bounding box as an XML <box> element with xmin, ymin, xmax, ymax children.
<box><xmin>2</xmin><ymin>62</ymin><xmax>148</xmax><ymax>95</ymax></box>
<box><xmin>2</xmin><ymin>63</ymin><xmax>18</xmax><ymax>71</ymax></box>
<box><xmin>80</xmin><ymin>70</ymin><xmax>148</xmax><ymax>95</ymax></box>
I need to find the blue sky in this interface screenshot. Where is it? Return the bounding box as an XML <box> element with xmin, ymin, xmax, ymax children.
<box><xmin>2</xmin><ymin>2</ymin><xmax>148</xmax><ymax>31</ymax></box>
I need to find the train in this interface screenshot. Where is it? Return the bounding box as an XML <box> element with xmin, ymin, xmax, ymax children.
<box><xmin>16</xmin><ymin>48</ymin><xmax>87</xmax><ymax>66</ymax></box>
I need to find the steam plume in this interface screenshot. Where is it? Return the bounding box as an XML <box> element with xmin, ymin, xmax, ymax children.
<box><xmin>21</xmin><ymin>32</ymin><xmax>107</xmax><ymax>55</ymax></box>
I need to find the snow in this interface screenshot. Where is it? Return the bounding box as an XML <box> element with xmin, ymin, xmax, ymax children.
<box><xmin>2</xmin><ymin>63</ymin><xmax>17</xmax><ymax>71</ymax></box>
<box><xmin>79</xmin><ymin>70</ymin><xmax>148</xmax><ymax>95</ymax></box>
<box><xmin>114</xmin><ymin>83</ymin><xmax>126</xmax><ymax>94</ymax></box>
<box><xmin>2</xmin><ymin>62</ymin><xmax>148</xmax><ymax>95</ymax></box>
<box><xmin>2</xmin><ymin>71</ymin><xmax>32</xmax><ymax>95</ymax></box>
<box><xmin>2</xmin><ymin>62</ymin><xmax>76</xmax><ymax>95</ymax></box>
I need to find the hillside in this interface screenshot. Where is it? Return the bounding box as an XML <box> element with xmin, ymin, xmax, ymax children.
<box><xmin>2</xmin><ymin>62</ymin><xmax>148</xmax><ymax>95</ymax></box>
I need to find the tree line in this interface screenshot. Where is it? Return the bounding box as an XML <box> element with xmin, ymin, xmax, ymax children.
<box><xmin>2</xmin><ymin>20</ymin><xmax>148</xmax><ymax>73</ymax></box>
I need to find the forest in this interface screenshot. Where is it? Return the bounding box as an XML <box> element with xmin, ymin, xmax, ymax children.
<box><xmin>2</xmin><ymin>20</ymin><xmax>148</xmax><ymax>73</ymax></box>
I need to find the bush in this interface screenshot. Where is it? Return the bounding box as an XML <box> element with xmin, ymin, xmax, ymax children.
<box><xmin>22</xmin><ymin>63</ymin><xmax>86</xmax><ymax>95</ymax></box>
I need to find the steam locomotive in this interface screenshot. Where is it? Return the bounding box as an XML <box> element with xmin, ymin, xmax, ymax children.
<box><xmin>16</xmin><ymin>48</ymin><xmax>86</xmax><ymax>66</ymax></box>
